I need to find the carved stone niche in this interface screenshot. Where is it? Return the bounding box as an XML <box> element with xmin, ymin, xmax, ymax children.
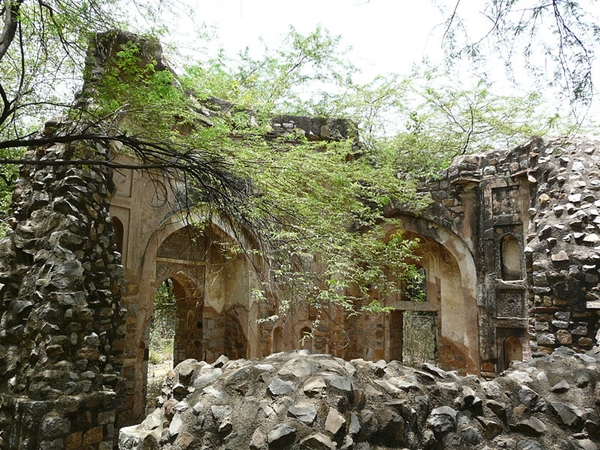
<box><xmin>496</xmin><ymin>289</ymin><xmax>526</xmax><ymax>318</ymax></box>
<box><xmin>500</xmin><ymin>234</ymin><xmax>523</xmax><ymax>281</ymax></box>
<box><xmin>492</xmin><ymin>185</ymin><xmax>520</xmax><ymax>216</ymax></box>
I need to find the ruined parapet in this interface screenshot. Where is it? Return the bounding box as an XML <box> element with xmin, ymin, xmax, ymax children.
<box><xmin>0</xmin><ymin>123</ymin><xmax>124</xmax><ymax>449</ymax></box>
<box><xmin>268</xmin><ymin>115</ymin><xmax>359</xmax><ymax>142</ymax></box>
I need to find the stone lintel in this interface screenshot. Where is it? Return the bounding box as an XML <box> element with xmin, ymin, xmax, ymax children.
<box><xmin>495</xmin><ymin>318</ymin><xmax>529</xmax><ymax>329</ymax></box>
<box><xmin>390</xmin><ymin>301</ymin><xmax>440</xmax><ymax>312</ymax></box>
<box><xmin>495</xmin><ymin>280</ymin><xmax>527</xmax><ymax>290</ymax></box>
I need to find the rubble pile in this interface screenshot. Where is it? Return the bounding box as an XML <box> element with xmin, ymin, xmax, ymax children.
<box><xmin>120</xmin><ymin>348</ymin><xmax>600</xmax><ymax>449</ymax></box>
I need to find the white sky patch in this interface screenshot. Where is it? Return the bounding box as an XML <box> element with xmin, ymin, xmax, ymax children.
<box><xmin>163</xmin><ymin>0</ymin><xmax>447</xmax><ymax>77</ymax></box>
<box><xmin>151</xmin><ymin>0</ymin><xmax>598</xmax><ymax>131</ymax></box>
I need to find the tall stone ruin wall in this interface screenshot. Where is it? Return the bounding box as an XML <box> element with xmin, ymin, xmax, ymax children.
<box><xmin>396</xmin><ymin>136</ymin><xmax>600</xmax><ymax>373</ymax></box>
<box><xmin>0</xmin><ymin>130</ymin><xmax>125</xmax><ymax>449</ymax></box>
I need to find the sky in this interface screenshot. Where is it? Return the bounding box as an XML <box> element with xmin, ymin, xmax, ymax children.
<box><xmin>162</xmin><ymin>0</ymin><xmax>448</xmax><ymax>78</ymax></box>
<box><xmin>150</xmin><ymin>0</ymin><xmax>599</xmax><ymax>130</ymax></box>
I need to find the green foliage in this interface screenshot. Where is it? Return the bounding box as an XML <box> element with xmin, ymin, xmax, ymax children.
<box><xmin>180</xmin><ymin>25</ymin><xmax>356</xmax><ymax>118</ymax></box>
<box><xmin>1</xmin><ymin>2</ymin><xmax>589</xmax><ymax>320</ymax></box>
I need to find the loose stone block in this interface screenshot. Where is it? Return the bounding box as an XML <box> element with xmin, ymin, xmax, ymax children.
<box><xmin>82</xmin><ymin>426</ymin><xmax>104</xmax><ymax>446</ymax></box>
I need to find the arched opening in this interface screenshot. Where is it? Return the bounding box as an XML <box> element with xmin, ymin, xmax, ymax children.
<box><xmin>403</xmin><ymin>265</ymin><xmax>427</xmax><ymax>302</ymax></box>
<box><xmin>112</xmin><ymin>216</ymin><xmax>124</xmax><ymax>255</ymax></box>
<box><xmin>501</xmin><ymin>235</ymin><xmax>522</xmax><ymax>280</ymax></box>
<box><xmin>393</xmin><ymin>264</ymin><xmax>437</xmax><ymax>366</ymax></box>
<box><xmin>273</xmin><ymin>326</ymin><xmax>284</xmax><ymax>353</ymax></box>
<box><xmin>172</xmin><ymin>278</ymin><xmax>204</xmax><ymax>366</ymax></box>
<box><xmin>300</xmin><ymin>327</ymin><xmax>313</xmax><ymax>353</ymax></box>
<box><xmin>379</xmin><ymin>219</ymin><xmax>479</xmax><ymax>374</ymax></box>
<box><xmin>503</xmin><ymin>336</ymin><xmax>523</xmax><ymax>369</ymax></box>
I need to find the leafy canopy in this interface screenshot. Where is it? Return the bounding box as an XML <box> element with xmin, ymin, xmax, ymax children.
<box><xmin>0</xmin><ymin>1</ymin><xmax>591</xmax><ymax>314</ymax></box>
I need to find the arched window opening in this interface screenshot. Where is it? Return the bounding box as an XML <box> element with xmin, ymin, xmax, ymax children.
<box><xmin>503</xmin><ymin>336</ymin><xmax>523</xmax><ymax>369</ymax></box>
<box><xmin>501</xmin><ymin>235</ymin><xmax>521</xmax><ymax>280</ymax></box>
<box><xmin>300</xmin><ymin>327</ymin><xmax>313</xmax><ymax>353</ymax></box>
<box><xmin>112</xmin><ymin>216</ymin><xmax>124</xmax><ymax>255</ymax></box>
<box><xmin>403</xmin><ymin>265</ymin><xmax>427</xmax><ymax>302</ymax></box>
<box><xmin>273</xmin><ymin>326</ymin><xmax>284</xmax><ymax>353</ymax></box>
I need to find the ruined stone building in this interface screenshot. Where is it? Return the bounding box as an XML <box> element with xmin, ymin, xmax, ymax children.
<box><xmin>0</xmin><ymin>31</ymin><xmax>599</xmax><ymax>449</ymax></box>
<box><xmin>111</xmin><ymin>130</ymin><xmax>600</xmax><ymax>427</ymax></box>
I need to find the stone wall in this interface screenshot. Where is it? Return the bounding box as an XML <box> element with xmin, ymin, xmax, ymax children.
<box><xmin>384</xmin><ymin>136</ymin><xmax>600</xmax><ymax>375</ymax></box>
<box><xmin>525</xmin><ymin>138</ymin><xmax>600</xmax><ymax>354</ymax></box>
<box><xmin>0</xmin><ymin>129</ymin><xmax>124</xmax><ymax>449</ymax></box>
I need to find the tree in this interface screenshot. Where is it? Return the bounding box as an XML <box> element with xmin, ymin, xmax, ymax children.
<box><xmin>438</xmin><ymin>0</ymin><xmax>600</xmax><ymax>119</ymax></box>
<box><xmin>0</xmin><ymin>3</ymin><xmax>425</xmax><ymax>315</ymax></box>
<box><xmin>0</xmin><ymin>1</ymin><xmax>587</xmax><ymax>318</ymax></box>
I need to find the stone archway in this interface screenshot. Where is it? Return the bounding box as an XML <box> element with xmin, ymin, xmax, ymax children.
<box><xmin>154</xmin><ymin>227</ymin><xmax>206</xmax><ymax>366</ymax></box>
<box><xmin>125</xmin><ymin>219</ymin><xmax>258</xmax><ymax>419</ymax></box>
<box><xmin>382</xmin><ymin>217</ymin><xmax>480</xmax><ymax>374</ymax></box>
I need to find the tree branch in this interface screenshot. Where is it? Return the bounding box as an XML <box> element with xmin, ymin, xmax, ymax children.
<box><xmin>0</xmin><ymin>0</ymin><xmax>23</xmax><ymax>62</ymax></box>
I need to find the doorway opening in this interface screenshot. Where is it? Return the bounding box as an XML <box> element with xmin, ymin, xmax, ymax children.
<box><xmin>402</xmin><ymin>311</ymin><xmax>438</xmax><ymax>366</ymax></box>
<box><xmin>146</xmin><ymin>278</ymin><xmax>176</xmax><ymax>412</ymax></box>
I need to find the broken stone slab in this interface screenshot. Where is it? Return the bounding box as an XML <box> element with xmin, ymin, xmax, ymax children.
<box><xmin>278</xmin><ymin>358</ymin><xmax>319</xmax><ymax>378</ymax></box>
<box><xmin>550</xmin><ymin>380</ymin><xmax>570</xmax><ymax>393</ymax></box>
<box><xmin>427</xmin><ymin>406</ymin><xmax>457</xmax><ymax>434</ymax></box>
<box><xmin>325</xmin><ymin>408</ymin><xmax>346</xmax><ymax>435</ymax></box>
<box><xmin>348</xmin><ymin>412</ymin><xmax>361</xmax><ymax>435</ymax></box>
<box><xmin>267</xmin><ymin>423</ymin><xmax>297</xmax><ymax>447</ymax></box>
<box><xmin>476</xmin><ymin>417</ymin><xmax>503</xmax><ymax>439</ymax></box>
<box><xmin>268</xmin><ymin>378</ymin><xmax>295</xmax><ymax>396</ymax></box>
<box><xmin>249</xmin><ymin>428</ymin><xmax>266</xmax><ymax>450</ymax></box>
<box><xmin>550</xmin><ymin>401</ymin><xmax>585</xmax><ymax>428</ymax></box>
<box><xmin>486</xmin><ymin>400</ymin><xmax>508</xmax><ymax>420</ymax></box>
<box><xmin>303</xmin><ymin>375</ymin><xmax>326</xmax><ymax>397</ymax></box>
<box><xmin>569</xmin><ymin>193</ymin><xmax>583</xmax><ymax>203</ymax></box>
<box><xmin>517</xmin><ymin>438</ymin><xmax>544</xmax><ymax>450</ymax></box>
<box><xmin>518</xmin><ymin>386</ymin><xmax>539</xmax><ymax>409</ymax></box>
<box><xmin>192</xmin><ymin>368</ymin><xmax>222</xmax><ymax>390</ymax></box>
<box><xmin>168</xmin><ymin>412</ymin><xmax>183</xmax><ymax>437</ymax></box>
<box><xmin>299</xmin><ymin>432</ymin><xmax>336</xmax><ymax>450</ymax></box>
<box><xmin>552</xmin><ymin>250</ymin><xmax>569</xmax><ymax>262</ymax></box>
<box><xmin>288</xmin><ymin>402</ymin><xmax>317</xmax><ymax>425</ymax></box>
<box><xmin>369</xmin><ymin>359</ymin><xmax>387</xmax><ymax>377</ymax></box>
<box><xmin>510</xmin><ymin>417</ymin><xmax>547</xmax><ymax>436</ymax></box>
<box><xmin>322</xmin><ymin>373</ymin><xmax>352</xmax><ymax>392</ymax></box>
<box><xmin>571</xmin><ymin>439</ymin><xmax>599</xmax><ymax>450</ymax></box>
<box><xmin>201</xmin><ymin>386</ymin><xmax>229</xmax><ymax>403</ymax></box>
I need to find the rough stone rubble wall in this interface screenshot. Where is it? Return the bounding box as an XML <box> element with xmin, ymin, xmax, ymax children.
<box><xmin>526</xmin><ymin>138</ymin><xmax>600</xmax><ymax>354</ymax></box>
<box><xmin>120</xmin><ymin>348</ymin><xmax>600</xmax><ymax>449</ymax></box>
<box><xmin>0</xmin><ymin>130</ymin><xmax>124</xmax><ymax>450</ymax></box>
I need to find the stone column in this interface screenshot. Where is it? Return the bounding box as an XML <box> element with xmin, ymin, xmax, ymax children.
<box><xmin>0</xmin><ymin>130</ymin><xmax>124</xmax><ymax>449</ymax></box>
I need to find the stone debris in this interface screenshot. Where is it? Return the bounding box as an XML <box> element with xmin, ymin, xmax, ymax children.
<box><xmin>120</xmin><ymin>348</ymin><xmax>600</xmax><ymax>449</ymax></box>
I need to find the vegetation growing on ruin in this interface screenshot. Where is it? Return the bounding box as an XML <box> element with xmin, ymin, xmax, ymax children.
<box><xmin>0</xmin><ymin>1</ymin><xmax>598</xmax><ymax>317</ymax></box>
